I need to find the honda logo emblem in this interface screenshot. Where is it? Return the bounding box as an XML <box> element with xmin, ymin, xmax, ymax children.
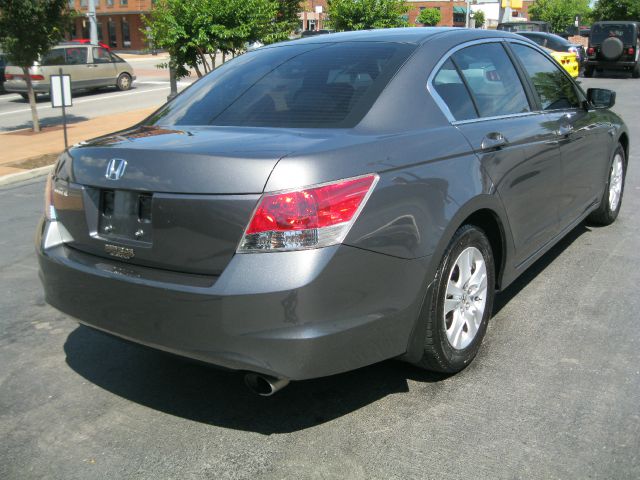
<box><xmin>105</xmin><ymin>158</ymin><xmax>127</xmax><ymax>180</ymax></box>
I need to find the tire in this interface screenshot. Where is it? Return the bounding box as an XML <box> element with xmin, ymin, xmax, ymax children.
<box><xmin>632</xmin><ymin>62</ymin><xmax>640</xmax><ymax>79</ymax></box>
<box><xmin>587</xmin><ymin>144</ymin><xmax>626</xmax><ymax>226</ymax></box>
<box><xmin>20</xmin><ymin>93</ymin><xmax>29</xmax><ymax>101</ymax></box>
<box><xmin>583</xmin><ymin>66</ymin><xmax>594</xmax><ymax>78</ymax></box>
<box><xmin>415</xmin><ymin>225</ymin><xmax>495</xmax><ymax>373</ymax></box>
<box><xmin>116</xmin><ymin>73</ymin><xmax>132</xmax><ymax>91</ymax></box>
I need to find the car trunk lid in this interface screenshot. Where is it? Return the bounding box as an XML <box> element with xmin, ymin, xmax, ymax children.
<box><xmin>52</xmin><ymin>125</ymin><xmax>332</xmax><ymax>275</ymax></box>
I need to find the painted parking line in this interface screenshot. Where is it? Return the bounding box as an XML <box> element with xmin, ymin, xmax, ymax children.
<box><xmin>0</xmin><ymin>86</ymin><xmax>170</xmax><ymax>117</ymax></box>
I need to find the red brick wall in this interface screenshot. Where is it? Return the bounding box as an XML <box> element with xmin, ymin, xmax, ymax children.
<box><xmin>407</xmin><ymin>2</ymin><xmax>468</xmax><ymax>27</ymax></box>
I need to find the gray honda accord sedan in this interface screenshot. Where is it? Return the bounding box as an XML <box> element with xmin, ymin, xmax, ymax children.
<box><xmin>38</xmin><ymin>28</ymin><xmax>629</xmax><ymax>395</ymax></box>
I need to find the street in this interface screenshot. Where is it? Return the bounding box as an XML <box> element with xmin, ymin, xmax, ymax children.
<box><xmin>0</xmin><ymin>56</ymin><xmax>194</xmax><ymax>132</ymax></box>
<box><xmin>0</xmin><ymin>75</ymin><xmax>639</xmax><ymax>479</ymax></box>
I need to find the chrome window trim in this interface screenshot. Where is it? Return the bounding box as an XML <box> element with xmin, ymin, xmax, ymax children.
<box><xmin>427</xmin><ymin>36</ymin><xmax>584</xmax><ymax>125</ymax></box>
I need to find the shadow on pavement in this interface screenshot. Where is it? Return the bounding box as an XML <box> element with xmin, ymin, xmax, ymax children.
<box><xmin>63</xmin><ymin>223</ymin><xmax>590</xmax><ymax>434</ymax></box>
<box><xmin>6</xmin><ymin>114</ymin><xmax>90</xmax><ymax>132</ymax></box>
<box><xmin>64</xmin><ymin>325</ymin><xmax>449</xmax><ymax>434</ymax></box>
<box><xmin>493</xmin><ymin>223</ymin><xmax>589</xmax><ymax>314</ymax></box>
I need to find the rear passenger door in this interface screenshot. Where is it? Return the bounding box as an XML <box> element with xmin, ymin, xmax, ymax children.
<box><xmin>431</xmin><ymin>41</ymin><xmax>563</xmax><ymax>265</ymax></box>
<box><xmin>61</xmin><ymin>47</ymin><xmax>91</xmax><ymax>89</ymax></box>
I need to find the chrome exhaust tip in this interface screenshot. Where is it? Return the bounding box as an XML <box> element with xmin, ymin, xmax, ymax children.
<box><xmin>244</xmin><ymin>373</ymin><xmax>290</xmax><ymax>396</ymax></box>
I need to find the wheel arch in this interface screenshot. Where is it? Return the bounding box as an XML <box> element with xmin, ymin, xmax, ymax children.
<box><xmin>618</xmin><ymin>132</ymin><xmax>629</xmax><ymax>166</ymax></box>
<box><xmin>401</xmin><ymin>195</ymin><xmax>514</xmax><ymax>364</ymax></box>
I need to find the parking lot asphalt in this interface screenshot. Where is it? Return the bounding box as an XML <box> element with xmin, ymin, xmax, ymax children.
<box><xmin>1</xmin><ymin>75</ymin><xmax>639</xmax><ymax>480</ymax></box>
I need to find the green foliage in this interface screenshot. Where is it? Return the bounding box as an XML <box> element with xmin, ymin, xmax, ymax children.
<box><xmin>473</xmin><ymin>9</ymin><xmax>485</xmax><ymax>28</ymax></box>
<box><xmin>144</xmin><ymin>0</ymin><xmax>297</xmax><ymax>79</ymax></box>
<box><xmin>528</xmin><ymin>0</ymin><xmax>591</xmax><ymax>33</ymax></box>
<box><xmin>0</xmin><ymin>0</ymin><xmax>72</xmax><ymax>131</ymax></box>
<box><xmin>0</xmin><ymin>0</ymin><xmax>71</xmax><ymax>67</ymax></box>
<box><xmin>416</xmin><ymin>8</ymin><xmax>441</xmax><ymax>27</ymax></box>
<box><xmin>591</xmin><ymin>0</ymin><xmax>640</xmax><ymax>22</ymax></box>
<box><xmin>327</xmin><ymin>0</ymin><xmax>409</xmax><ymax>31</ymax></box>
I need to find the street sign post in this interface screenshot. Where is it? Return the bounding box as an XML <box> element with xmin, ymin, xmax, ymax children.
<box><xmin>50</xmin><ymin>68</ymin><xmax>72</xmax><ymax>150</ymax></box>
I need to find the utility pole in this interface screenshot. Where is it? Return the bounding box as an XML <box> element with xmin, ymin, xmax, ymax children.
<box><xmin>466</xmin><ymin>0</ymin><xmax>471</xmax><ymax>28</ymax></box>
<box><xmin>88</xmin><ymin>0</ymin><xmax>98</xmax><ymax>44</ymax></box>
<box><xmin>499</xmin><ymin>0</ymin><xmax>512</xmax><ymax>24</ymax></box>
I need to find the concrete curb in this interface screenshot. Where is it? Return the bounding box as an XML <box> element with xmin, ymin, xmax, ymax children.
<box><xmin>0</xmin><ymin>165</ymin><xmax>53</xmax><ymax>187</ymax></box>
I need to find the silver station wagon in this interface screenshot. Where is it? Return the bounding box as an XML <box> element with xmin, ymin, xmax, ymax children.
<box><xmin>4</xmin><ymin>43</ymin><xmax>135</xmax><ymax>100</ymax></box>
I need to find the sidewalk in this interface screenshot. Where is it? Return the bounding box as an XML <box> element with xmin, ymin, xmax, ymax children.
<box><xmin>0</xmin><ymin>107</ymin><xmax>157</xmax><ymax>181</ymax></box>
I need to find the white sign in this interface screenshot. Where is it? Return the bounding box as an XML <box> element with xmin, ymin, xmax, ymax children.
<box><xmin>50</xmin><ymin>74</ymin><xmax>72</xmax><ymax>108</ymax></box>
<box><xmin>315</xmin><ymin>5</ymin><xmax>323</xmax><ymax>13</ymax></box>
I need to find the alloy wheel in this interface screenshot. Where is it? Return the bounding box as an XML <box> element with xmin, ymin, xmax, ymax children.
<box><xmin>608</xmin><ymin>153</ymin><xmax>624</xmax><ymax>212</ymax></box>
<box><xmin>443</xmin><ymin>246</ymin><xmax>488</xmax><ymax>350</ymax></box>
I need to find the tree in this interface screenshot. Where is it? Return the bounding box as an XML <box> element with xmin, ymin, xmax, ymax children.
<box><xmin>528</xmin><ymin>0</ymin><xmax>591</xmax><ymax>34</ymax></box>
<box><xmin>591</xmin><ymin>0</ymin><xmax>640</xmax><ymax>22</ymax></box>
<box><xmin>473</xmin><ymin>9</ymin><xmax>485</xmax><ymax>29</ymax></box>
<box><xmin>416</xmin><ymin>8</ymin><xmax>441</xmax><ymax>27</ymax></box>
<box><xmin>144</xmin><ymin>0</ymin><xmax>291</xmax><ymax>80</ymax></box>
<box><xmin>0</xmin><ymin>0</ymin><xmax>72</xmax><ymax>132</ymax></box>
<box><xmin>327</xmin><ymin>0</ymin><xmax>409</xmax><ymax>31</ymax></box>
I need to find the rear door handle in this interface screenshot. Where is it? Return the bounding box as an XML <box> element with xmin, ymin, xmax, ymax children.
<box><xmin>481</xmin><ymin>132</ymin><xmax>508</xmax><ymax>151</ymax></box>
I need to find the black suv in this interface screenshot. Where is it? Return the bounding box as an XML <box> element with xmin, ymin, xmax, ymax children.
<box><xmin>585</xmin><ymin>21</ymin><xmax>640</xmax><ymax>77</ymax></box>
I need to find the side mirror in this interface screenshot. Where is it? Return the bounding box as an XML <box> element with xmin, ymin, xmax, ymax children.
<box><xmin>587</xmin><ymin>88</ymin><xmax>616</xmax><ymax>109</ymax></box>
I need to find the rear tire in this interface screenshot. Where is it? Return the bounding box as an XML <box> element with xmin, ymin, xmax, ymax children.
<box><xmin>116</xmin><ymin>73</ymin><xmax>132</xmax><ymax>91</ymax></box>
<box><xmin>583</xmin><ymin>66</ymin><xmax>594</xmax><ymax>78</ymax></box>
<box><xmin>416</xmin><ymin>225</ymin><xmax>495</xmax><ymax>373</ymax></box>
<box><xmin>632</xmin><ymin>62</ymin><xmax>640</xmax><ymax>78</ymax></box>
<box><xmin>20</xmin><ymin>93</ymin><xmax>29</xmax><ymax>101</ymax></box>
<box><xmin>587</xmin><ymin>144</ymin><xmax>626</xmax><ymax>226</ymax></box>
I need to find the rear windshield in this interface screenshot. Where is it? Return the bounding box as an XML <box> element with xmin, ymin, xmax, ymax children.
<box><xmin>146</xmin><ymin>42</ymin><xmax>415</xmax><ymax>129</ymax></box>
<box><xmin>591</xmin><ymin>24</ymin><xmax>636</xmax><ymax>45</ymax></box>
<box><xmin>498</xmin><ymin>23</ymin><xmax>545</xmax><ymax>32</ymax></box>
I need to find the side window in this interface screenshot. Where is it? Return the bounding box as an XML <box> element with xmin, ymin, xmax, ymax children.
<box><xmin>432</xmin><ymin>59</ymin><xmax>477</xmax><ymax>121</ymax></box>
<box><xmin>511</xmin><ymin>44</ymin><xmax>580</xmax><ymax>110</ymax></box>
<box><xmin>452</xmin><ymin>43</ymin><xmax>530</xmax><ymax>118</ymax></box>
<box><xmin>41</xmin><ymin>49</ymin><xmax>66</xmax><ymax>66</ymax></box>
<box><xmin>93</xmin><ymin>47</ymin><xmax>111</xmax><ymax>64</ymax></box>
<box><xmin>64</xmin><ymin>47</ymin><xmax>88</xmax><ymax>65</ymax></box>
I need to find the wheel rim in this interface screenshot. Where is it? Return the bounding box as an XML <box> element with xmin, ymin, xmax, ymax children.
<box><xmin>120</xmin><ymin>75</ymin><xmax>130</xmax><ymax>89</ymax></box>
<box><xmin>608</xmin><ymin>153</ymin><xmax>623</xmax><ymax>212</ymax></box>
<box><xmin>443</xmin><ymin>246</ymin><xmax>488</xmax><ymax>350</ymax></box>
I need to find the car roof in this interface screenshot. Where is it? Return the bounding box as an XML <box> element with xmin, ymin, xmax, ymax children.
<box><xmin>518</xmin><ymin>31</ymin><xmax>570</xmax><ymax>42</ymax></box>
<box><xmin>280</xmin><ymin>27</ymin><xmax>525</xmax><ymax>46</ymax></box>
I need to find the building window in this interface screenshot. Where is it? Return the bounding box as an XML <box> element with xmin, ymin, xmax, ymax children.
<box><xmin>107</xmin><ymin>0</ymin><xmax>113</xmax><ymax>5</ymax></box>
<box><xmin>80</xmin><ymin>0</ymin><xmax>87</xmax><ymax>7</ymax></box>
<box><xmin>121</xmin><ymin>18</ymin><xmax>131</xmax><ymax>48</ymax></box>
<box><xmin>68</xmin><ymin>0</ymin><xmax>75</xmax><ymax>8</ymax></box>
<box><xmin>120</xmin><ymin>0</ymin><xmax>128</xmax><ymax>5</ymax></box>
<box><xmin>107</xmin><ymin>19</ymin><xmax>117</xmax><ymax>48</ymax></box>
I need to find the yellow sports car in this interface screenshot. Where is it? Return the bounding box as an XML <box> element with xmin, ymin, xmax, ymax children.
<box><xmin>545</xmin><ymin>48</ymin><xmax>580</xmax><ymax>78</ymax></box>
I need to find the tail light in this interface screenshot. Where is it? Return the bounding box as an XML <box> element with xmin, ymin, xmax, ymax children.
<box><xmin>4</xmin><ymin>73</ymin><xmax>14</xmax><ymax>80</ymax></box>
<box><xmin>587</xmin><ymin>47</ymin><xmax>595</xmax><ymax>56</ymax></box>
<box><xmin>238</xmin><ymin>174</ymin><xmax>378</xmax><ymax>252</ymax></box>
<box><xmin>628</xmin><ymin>47</ymin><xmax>635</xmax><ymax>56</ymax></box>
<box><xmin>44</xmin><ymin>174</ymin><xmax>57</xmax><ymax>221</ymax></box>
<box><xmin>30</xmin><ymin>74</ymin><xmax>45</xmax><ymax>81</ymax></box>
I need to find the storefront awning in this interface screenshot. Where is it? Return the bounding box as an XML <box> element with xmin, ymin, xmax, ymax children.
<box><xmin>453</xmin><ymin>6</ymin><xmax>467</xmax><ymax>14</ymax></box>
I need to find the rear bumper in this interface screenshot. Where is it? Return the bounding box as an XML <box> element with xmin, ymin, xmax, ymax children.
<box><xmin>37</xmin><ymin>219</ymin><xmax>431</xmax><ymax>380</ymax></box>
<box><xmin>4</xmin><ymin>80</ymin><xmax>49</xmax><ymax>94</ymax></box>
<box><xmin>585</xmin><ymin>59</ymin><xmax>637</xmax><ymax>69</ymax></box>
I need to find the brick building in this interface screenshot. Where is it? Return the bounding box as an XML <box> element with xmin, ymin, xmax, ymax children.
<box><xmin>68</xmin><ymin>0</ymin><xmax>152</xmax><ymax>51</ymax></box>
<box><xmin>67</xmin><ymin>0</ymin><xmax>539</xmax><ymax>51</ymax></box>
